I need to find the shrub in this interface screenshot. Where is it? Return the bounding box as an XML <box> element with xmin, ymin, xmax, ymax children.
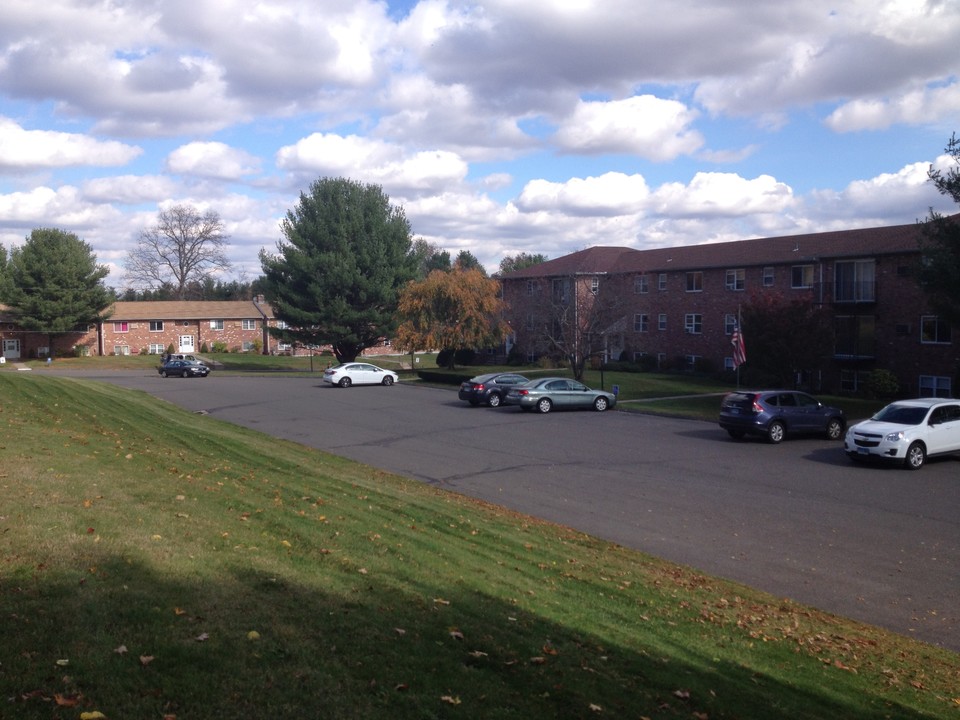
<box><xmin>211</xmin><ymin>341</ymin><xmax>228</xmax><ymax>353</ymax></box>
<box><xmin>864</xmin><ymin>369</ymin><xmax>900</xmax><ymax>398</ymax></box>
<box><xmin>454</xmin><ymin>348</ymin><xmax>476</xmax><ymax>366</ymax></box>
<box><xmin>166</xmin><ymin>343</ymin><xmax>175</xmax><ymax>355</ymax></box>
<box><xmin>200</xmin><ymin>342</ymin><xmax>210</xmax><ymax>353</ymax></box>
<box><xmin>436</xmin><ymin>349</ymin><xmax>454</xmax><ymax>368</ymax></box>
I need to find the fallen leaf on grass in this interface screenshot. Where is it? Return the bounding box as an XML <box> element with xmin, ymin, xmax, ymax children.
<box><xmin>449</xmin><ymin>629</ymin><xmax>464</xmax><ymax>641</ymax></box>
<box><xmin>139</xmin><ymin>655</ymin><xmax>154</xmax><ymax>666</ymax></box>
<box><xmin>80</xmin><ymin>713</ymin><xmax>108</xmax><ymax>720</ymax></box>
<box><xmin>54</xmin><ymin>693</ymin><xmax>81</xmax><ymax>707</ymax></box>
<box><xmin>195</xmin><ymin>633</ymin><xmax>209</xmax><ymax>642</ymax></box>
<box><xmin>114</xmin><ymin>645</ymin><xmax>128</xmax><ymax>655</ymax></box>
<box><xmin>433</xmin><ymin>598</ymin><xmax>450</xmax><ymax>605</ymax></box>
<box><xmin>440</xmin><ymin>696</ymin><xmax>461</xmax><ymax>705</ymax></box>
<box><xmin>247</xmin><ymin>630</ymin><xmax>261</xmax><ymax>641</ymax></box>
<box><xmin>589</xmin><ymin>704</ymin><xmax>603</xmax><ymax>712</ymax></box>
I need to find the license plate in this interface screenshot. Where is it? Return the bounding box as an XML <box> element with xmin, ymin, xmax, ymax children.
<box><xmin>857</xmin><ymin>447</ymin><xmax>869</xmax><ymax>455</ymax></box>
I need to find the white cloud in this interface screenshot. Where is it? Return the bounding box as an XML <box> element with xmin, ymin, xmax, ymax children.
<box><xmin>81</xmin><ymin>175</ymin><xmax>180</xmax><ymax>204</ymax></box>
<box><xmin>517</xmin><ymin>173</ymin><xmax>650</xmax><ymax>216</ymax></box>
<box><xmin>651</xmin><ymin>173</ymin><xmax>795</xmax><ymax>218</ymax></box>
<box><xmin>825</xmin><ymin>80</ymin><xmax>960</xmax><ymax>132</ymax></box>
<box><xmin>553</xmin><ymin>96</ymin><xmax>703</xmax><ymax>161</ymax></box>
<box><xmin>166</xmin><ymin>141</ymin><xmax>261</xmax><ymax>180</ymax></box>
<box><xmin>0</xmin><ymin>117</ymin><xmax>141</xmax><ymax>170</ymax></box>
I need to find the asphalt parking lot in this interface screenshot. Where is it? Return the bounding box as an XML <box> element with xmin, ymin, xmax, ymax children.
<box><xmin>43</xmin><ymin>369</ymin><xmax>960</xmax><ymax>652</ymax></box>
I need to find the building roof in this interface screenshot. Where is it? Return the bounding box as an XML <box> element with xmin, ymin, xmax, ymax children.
<box><xmin>110</xmin><ymin>300</ymin><xmax>272</xmax><ymax>321</ymax></box>
<box><xmin>501</xmin><ymin>220</ymin><xmax>929</xmax><ymax>279</ymax></box>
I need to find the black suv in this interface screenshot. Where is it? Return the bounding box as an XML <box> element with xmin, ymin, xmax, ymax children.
<box><xmin>719</xmin><ymin>390</ymin><xmax>845</xmax><ymax>443</ymax></box>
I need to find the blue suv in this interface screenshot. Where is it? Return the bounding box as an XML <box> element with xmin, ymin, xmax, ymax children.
<box><xmin>719</xmin><ymin>390</ymin><xmax>845</xmax><ymax>443</ymax></box>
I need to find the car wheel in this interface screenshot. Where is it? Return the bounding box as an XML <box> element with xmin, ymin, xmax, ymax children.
<box><xmin>160</xmin><ymin>370</ymin><xmax>168</xmax><ymax>378</ymax></box>
<box><xmin>487</xmin><ymin>393</ymin><xmax>502</xmax><ymax>408</ymax></box>
<box><xmin>825</xmin><ymin>417</ymin><xmax>844</xmax><ymax>440</ymax></box>
<box><xmin>767</xmin><ymin>421</ymin><xmax>785</xmax><ymax>444</ymax></box>
<box><xmin>593</xmin><ymin>396</ymin><xmax>609</xmax><ymax>412</ymax></box>
<box><xmin>182</xmin><ymin>370</ymin><xmax>189</xmax><ymax>378</ymax></box>
<box><xmin>536</xmin><ymin>398</ymin><xmax>552</xmax><ymax>414</ymax></box>
<box><xmin>382</xmin><ymin>376</ymin><xmax>394</xmax><ymax>386</ymax></box>
<box><xmin>904</xmin><ymin>442</ymin><xmax>925</xmax><ymax>470</ymax></box>
<box><xmin>726</xmin><ymin>429</ymin><xmax>746</xmax><ymax>440</ymax></box>
<box><xmin>339</xmin><ymin>377</ymin><xmax>352</xmax><ymax>388</ymax></box>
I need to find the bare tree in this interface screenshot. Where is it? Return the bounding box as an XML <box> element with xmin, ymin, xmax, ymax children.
<box><xmin>125</xmin><ymin>204</ymin><xmax>231</xmax><ymax>299</ymax></box>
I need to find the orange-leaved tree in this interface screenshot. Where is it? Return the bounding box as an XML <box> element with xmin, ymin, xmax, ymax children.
<box><xmin>395</xmin><ymin>267</ymin><xmax>509</xmax><ymax>368</ymax></box>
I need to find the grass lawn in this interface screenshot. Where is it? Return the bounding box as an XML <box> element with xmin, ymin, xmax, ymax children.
<box><xmin>1</xmin><ymin>372</ymin><xmax>957</xmax><ymax>719</ymax></box>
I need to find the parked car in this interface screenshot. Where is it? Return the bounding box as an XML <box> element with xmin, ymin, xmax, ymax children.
<box><xmin>158</xmin><ymin>359</ymin><xmax>210</xmax><ymax>378</ymax></box>
<box><xmin>323</xmin><ymin>362</ymin><xmax>398</xmax><ymax>388</ymax></box>
<box><xmin>504</xmin><ymin>377</ymin><xmax>616</xmax><ymax>413</ymax></box>
<box><xmin>458</xmin><ymin>372</ymin><xmax>529</xmax><ymax>407</ymax></box>
<box><xmin>844</xmin><ymin>397</ymin><xmax>960</xmax><ymax>470</ymax></box>
<box><xmin>718</xmin><ymin>390</ymin><xmax>845</xmax><ymax>443</ymax></box>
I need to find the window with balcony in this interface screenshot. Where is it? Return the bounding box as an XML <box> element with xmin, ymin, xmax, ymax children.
<box><xmin>835</xmin><ymin>315</ymin><xmax>876</xmax><ymax>358</ymax></box>
<box><xmin>685</xmin><ymin>271</ymin><xmax>703</xmax><ymax>292</ymax></box>
<box><xmin>834</xmin><ymin>259</ymin><xmax>875</xmax><ymax>302</ymax></box>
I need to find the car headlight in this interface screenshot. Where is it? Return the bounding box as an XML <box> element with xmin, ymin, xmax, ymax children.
<box><xmin>884</xmin><ymin>431</ymin><xmax>905</xmax><ymax>442</ymax></box>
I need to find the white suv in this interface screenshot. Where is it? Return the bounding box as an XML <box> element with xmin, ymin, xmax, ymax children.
<box><xmin>844</xmin><ymin>398</ymin><xmax>960</xmax><ymax>470</ymax></box>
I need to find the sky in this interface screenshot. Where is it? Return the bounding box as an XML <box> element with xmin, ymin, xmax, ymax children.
<box><xmin>1</xmin><ymin>0</ymin><xmax>959</xmax><ymax>289</ymax></box>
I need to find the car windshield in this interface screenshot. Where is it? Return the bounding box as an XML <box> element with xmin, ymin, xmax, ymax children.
<box><xmin>871</xmin><ymin>404</ymin><xmax>929</xmax><ymax>425</ymax></box>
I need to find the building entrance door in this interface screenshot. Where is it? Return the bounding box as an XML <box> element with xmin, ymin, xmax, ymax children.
<box><xmin>2</xmin><ymin>338</ymin><xmax>21</xmax><ymax>359</ymax></box>
<box><xmin>179</xmin><ymin>335</ymin><xmax>195</xmax><ymax>353</ymax></box>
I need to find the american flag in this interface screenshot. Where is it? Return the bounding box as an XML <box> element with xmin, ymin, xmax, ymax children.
<box><xmin>732</xmin><ymin>322</ymin><xmax>746</xmax><ymax>368</ymax></box>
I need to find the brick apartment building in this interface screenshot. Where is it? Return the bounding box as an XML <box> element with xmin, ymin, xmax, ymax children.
<box><xmin>500</xmin><ymin>220</ymin><xmax>959</xmax><ymax>397</ymax></box>
<box><xmin>1</xmin><ymin>298</ymin><xmax>395</xmax><ymax>360</ymax></box>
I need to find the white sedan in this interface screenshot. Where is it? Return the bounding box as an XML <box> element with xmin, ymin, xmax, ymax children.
<box><xmin>844</xmin><ymin>397</ymin><xmax>960</xmax><ymax>470</ymax></box>
<box><xmin>322</xmin><ymin>362</ymin><xmax>398</xmax><ymax>388</ymax></box>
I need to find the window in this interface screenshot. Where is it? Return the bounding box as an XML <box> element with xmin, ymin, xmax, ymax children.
<box><xmin>792</xmin><ymin>265</ymin><xmax>814</xmax><ymax>288</ymax></box>
<box><xmin>685</xmin><ymin>271</ymin><xmax>703</xmax><ymax>292</ymax></box>
<box><xmin>840</xmin><ymin>369</ymin><xmax>866</xmax><ymax>394</ymax></box>
<box><xmin>552</xmin><ymin>278</ymin><xmax>571</xmax><ymax>304</ymax></box>
<box><xmin>725</xmin><ymin>268</ymin><xmax>745</xmax><ymax>291</ymax></box>
<box><xmin>590</xmin><ymin>277</ymin><xmax>599</xmax><ymax>294</ymax></box>
<box><xmin>658</xmin><ymin>273</ymin><xmax>667</xmax><ymax>291</ymax></box>
<box><xmin>658</xmin><ymin>313</ymin><xmax>667</xmax><ymax>331</ymax></box>
<box><xmin>762</xmin><ymin>266</ymin><xmax>775</xmax><ymax>287</ymax></box>
<box><xmin>113</xmin><ymin>345</ymin><xmax>130</xmax><ymax>356</ymax></box>
<box><xmin>634</xmin><ymin>313</ymin><xmax>649</xmax><ymax>332</ymax></box>
<box><xmin>724</xmin><ymin>314</ymin><xmax>737</xmax><ymax>335</ymax></box>
<box><xmin>684</xmin><ymin>313</ymin><xmax>702</xmax><ymax>334</ymax></box>
<box><xmin>275</xmin><ymin>320</ymin><xmax>288</xmax><ymax>330</ymax></box>
<box><xmin>835</xmin><ymin>315</ymin><xmax>876</xmax><ymax>358</ymax></box>
<box><xmin>113</xmin><ymin>322</ymin><xmax>129</xmax><ymax>333</ymax></box>
<box><xmin>685</xmin><ymin>355</ymin><xmax>701</xmax><ymax>372</ymax></box>
<box><xmin>148</xmin><ymin>343</ymin><xmax>165</xmax><ymax>355</ymax></box>
<box><xmin>634</xmin><ymin>274</ymin><xmax>649</xmax><ymax>294</ymax></box>
<box><xmin>526</xmin><ymin>280</ymin><xmax>539</xmax><ymax>296</ymax></box>
<box><xmin>919</xmin><ymin>376</ymin><xmax>952</xmax><ymax>398</ymax></box>
<box><xmin>149</xmin><ymin>320</ymin><xmax>164</xmax><ymax>332</ymax></box>
<box><xmin>834</xmin><ymin>259</ymin><xmax>875</xmax><ymax>302</ymax></box>
<box><xmin>209</xmin><ymin>320</ymin><xmax>224</xmax><ymax>331</ymax></box>
<box><xmin>921</xmin><ymin>316</ymin><xmax>952</xmax><ymax>344</ymax></box>
<box><xmin>724</xmin><ymin>356</ymin><xmax>736</xmax><ymax>371</ymax></box>
<box><xmin>242</xmin><ymin>341</ymin><xmax>255</xmax><ymax>352</ymax></box>
<box><xmin>242</xmin><ymin>319</ymin><xmax>257</xmax><ymax>330</ymax></box>
<box><xmin>525</xmin><ymin>313</ymin><xmax>535</xmax><ymax>330</ymax></box>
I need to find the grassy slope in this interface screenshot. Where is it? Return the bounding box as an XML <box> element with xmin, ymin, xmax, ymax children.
<box><xmin>1</xmin><ymin>372</ymin><xmax>956</xmax><ymax>719</ymax></box>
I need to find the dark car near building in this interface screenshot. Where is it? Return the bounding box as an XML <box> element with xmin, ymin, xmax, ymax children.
<box><xmin>458</xmin><ymin>372</ymin><xmax>530</xmax><ymax>407</ymax></box>
<box><xmin>158</xmin><ymin>359</ymin><xmax>210</xmax><ymax>378</ymax></box>
<box><xmin>719</xmin><ymin>390</ymin><xmax>845</xmax><ymax>443</ymax></box>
